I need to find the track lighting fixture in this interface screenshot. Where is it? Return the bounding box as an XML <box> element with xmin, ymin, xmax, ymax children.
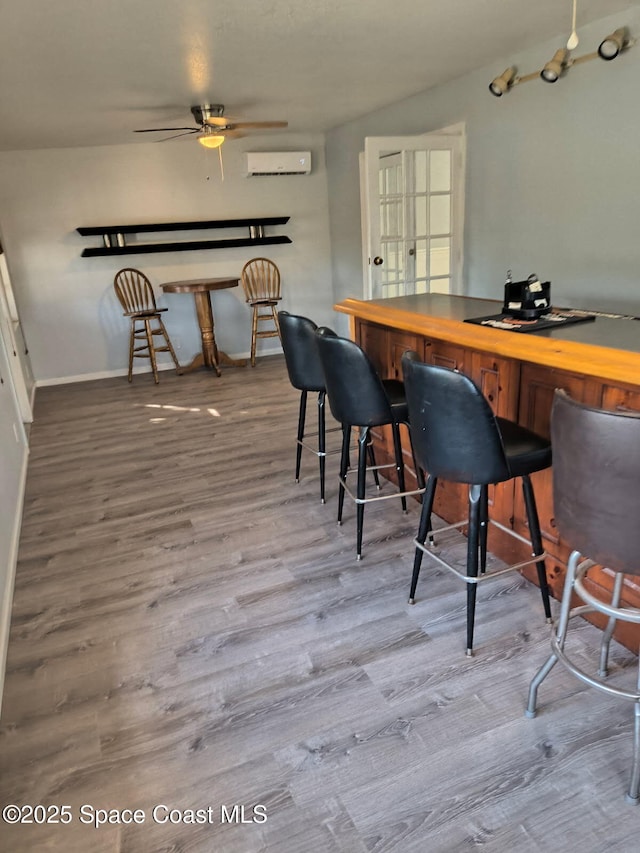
<box><xmin>598</xmin><ymin>27</ymin><xmax>630</xmax><ymax>60</ymax></box>
<box><xmin>489</xmin><ymin>24</ymin><xmax>633</xmax><ymax>97</ymax></box>
<box><xmin>540</xmin><ymin>49</ymin><xmax>570</xmax><ymax>83</ymax></box>
<box><xmin>489</xmin><ymin>67</ymin><xmax>517</xmax><ymax>97</ymax></box>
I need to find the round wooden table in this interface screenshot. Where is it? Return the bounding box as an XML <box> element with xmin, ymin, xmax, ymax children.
<box><xmin>161</xmin><ymin>277</ymin><xmax>247</xmax><ymax>376</ymax></box>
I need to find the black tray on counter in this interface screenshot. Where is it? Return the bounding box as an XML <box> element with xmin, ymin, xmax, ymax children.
<box><xmin>465</xmin><ymin>310</ymin><xmax>596</xmax><ymax>333</ymax></box>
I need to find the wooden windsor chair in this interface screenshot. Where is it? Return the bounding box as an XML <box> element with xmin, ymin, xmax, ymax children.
<box><xmin>240</xmin><ymin>258</ymin><xmax>282</xmax><ymax>366</ymax></box>
<box><xmin>113</xmin><ymin>268</ymin><xmax>181</xmax><ymax>383</ymax></box>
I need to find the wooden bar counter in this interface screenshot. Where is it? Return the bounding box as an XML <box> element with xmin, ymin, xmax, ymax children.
<box><xmin>335</xmin><ymin>293</ymin><xmax>640</xmax><ymax>650</ymax></box>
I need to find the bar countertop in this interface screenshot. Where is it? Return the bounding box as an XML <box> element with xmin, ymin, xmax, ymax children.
<box><xmin>335</xmin><ymin>294</ymin><xmax>640</xmax><ymax>387</ymax></box>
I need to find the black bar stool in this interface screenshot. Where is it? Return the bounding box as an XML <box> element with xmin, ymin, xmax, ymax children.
<box><xmin>526</xmin><ymin>390</ymin><xmax>640</xmax><ymax>804</ymax></box>
<box><xmin>278</xmin><ymin>311</ymin><xmax>337</xmax><ymax>503</ymax></box>
<box><xmin>401</xmin><ymin>351</ymin><xmax>552</xmax><ymax>655</ymax></box>
<box><xmin>315</xmin><ymin>329</ymin><xmax>424</xmax><ymax>560</ymax></box>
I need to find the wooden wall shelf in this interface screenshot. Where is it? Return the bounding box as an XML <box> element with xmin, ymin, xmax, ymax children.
<box><xmin>76</xmin><ymin>217</ymin><xmax>291</xmax><ymax>257</ymax></box>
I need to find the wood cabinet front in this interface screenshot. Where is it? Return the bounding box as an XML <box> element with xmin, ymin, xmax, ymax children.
<box><xmin>351</xmin><ymin>314</ymin><xmax>640</xmax><ymax>652</ymax></box>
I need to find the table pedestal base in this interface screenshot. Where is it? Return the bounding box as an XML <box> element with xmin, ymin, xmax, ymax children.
<box><xmin>181</xmin><ymin>350</ymin><xmax>247</xmax><ymax>376</ymax></box>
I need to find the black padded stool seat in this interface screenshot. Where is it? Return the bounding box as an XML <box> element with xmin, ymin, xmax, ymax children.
<box><xmin>401</xmin><ymin>351</ymin><xmax>552</xmax><ymax>655</ymax></box>
<box><xmin>279</xmin><ymin>311</ymin><xmax>338</xmax><ymax>503</ymax></box>
<box><xmin>315</xmin><ymin>329</ymin><xmax>424</xmax><ymax>560</ymax></box>
<box><xmin>526</xmin><ymin>390</ymin><xmax>640</xmax><ymax>804</ymax></box>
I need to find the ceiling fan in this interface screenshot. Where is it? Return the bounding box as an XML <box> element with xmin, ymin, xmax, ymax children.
<box><xmin>134</xmin><ymin>104</ymin><xmax>288</xmax><ymax>148</ymax></box>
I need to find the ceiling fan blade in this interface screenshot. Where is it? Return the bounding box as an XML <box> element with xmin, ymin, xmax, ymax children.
<box><xmin>204</xmin><ymin>116</ymin><xmax>232</xmax><ymax>127</ymax></box>
<box><xmin>134</xmin><ymin>127</ymin><xmax>198</xmax><ymax>133</ymax></box>
<box><xmin>218</xmin><ymin>130</ymin><xmax>247</xmax><ymax>139</ymax></box>
<box><xmin>153</xmin><ymin>130</ymin><xmax>200</xmax><ymax>142</ymax></box>
<box><xmin>230</xmin><ymin>121</ymin><xmax>288</xmax><ymax>129</ymax></box>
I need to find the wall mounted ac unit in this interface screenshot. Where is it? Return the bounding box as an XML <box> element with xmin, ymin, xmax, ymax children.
<box><xmin>245</xmin><ymin>151</ymin><xmax>311</xmax><ymax>176</ymax></box>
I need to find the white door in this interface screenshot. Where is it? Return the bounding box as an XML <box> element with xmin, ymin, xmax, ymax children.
<box><xmin>0</xmin><ymin>250</ymin><xmax>34</xmax><ymax>423</ymax></box>
<box><xmin>363</xmin><ymin>130</ymin><xmax>464</xmax><ymax>299</ymax></box>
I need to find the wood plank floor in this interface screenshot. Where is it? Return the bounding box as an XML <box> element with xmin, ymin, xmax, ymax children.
<box><xmin>1</xmin><ymin>355</ymin><xmax>638</xmax><ymax>852</ymax></box>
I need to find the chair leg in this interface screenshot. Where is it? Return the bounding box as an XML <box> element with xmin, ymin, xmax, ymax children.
<box><xmin>521</xmin><ymin>474</ymin><xmax>552</xmax><ymax>622</ymax></box>
<box><xmin>408</xmin><ymin>475</ymin><xmax>437</xmax><ymax>604</ymax></box>
<box><xmin>628</xmin><ymin>667</ymin><xmax>640</xmax><ymax>804</ymax></box>
<box><xmin>479</xmin><ymin>484</ymin><xmax>489</xmax><ymax>574</ymax></box>
<box><xmin>158</xmin><ymin>318</ymin><xmax>181</xmax><ymax>373</ymax></box>
<box><xmin>272</xmin><ymin>306</ymin><xmax>282</xmax><ymax>341</ymax></box>
<box><xmin>295</xmin><ymin>391</ymin><xmax>307</xmax><ymax>484</ymax></box>
<box><xmin>465</xmin><ymin>483</ymin><xmax>482</xmax><ymax>656</ymax></box>
<box><xmin>317</xmin><ymin>391</ymin><xmax>326</xmax><ymax>504</ymax></box>
<box><xmin>525</xmin><ymin>549</ymin><xmax>581</xmax><ymax>718</ymax></box>
<box><xmin>144</xmin><ymin>318</ymin><xmax>159</xmax><ymax>384</ymax></box>
<box><xmin>127</xmin><ymin>321</ymin><xmax>136</xmax><ymax>382</ymax></box>
<box><xmin>356</xmin><ymin>426</ymin><xmax>369</xmax><ymax>560</ymax></box>
<box><xmin>250</xmin><ymin>306</ymin><xmax>258</xmax><ymax>367</ymax></box>
<box><xmin>337</xmin><ymin>424</ymin><xmax>350</xmax><ymax>526</ymax></box>
<box><xmin>599</xmin><ymin>570</ymin><xmax>624</xmax><ymax>677</ymax></box>
<box><xmin>391</xmin><ymin>421</ymin><xmax>407</xmax><ymax>513</ymax></box>
<box><xmin>367</xmin><ymin>441</ymin><xmax>381</xmax><ymax>489</ymax></box>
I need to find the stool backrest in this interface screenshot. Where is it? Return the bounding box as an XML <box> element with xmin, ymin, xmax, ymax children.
<box><xmin>551</xmin><ymin>390</ymin><xmax>640</xmax><ymax>575</ymax></box>
<box><xmin>241</xmin><ymin>258</ymin><xmax>281</xmax><ymax>304</ymax></box>
<box><xmin>114</xmin><ymin>268</ymin><xmax>157</xmax><ymax>315</ymax></box>
<box><xmin>401</xmin><ymin>350</ymin><xmax>510</xmax><ymax>484</ymax></box>
<box><xmin>278</xmin><ymin>311</ymin><xmax>324</xmax><ymax>392</ymax></box>
<box><xmin>315</xmin><ymin>329</ymin><xmax>393</xmax><ymax>427</ymax></box>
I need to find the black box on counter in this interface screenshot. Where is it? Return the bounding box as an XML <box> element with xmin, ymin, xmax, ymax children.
<box><xmin>503</xmin><ymin>279</ymin><xmax>551</xmax><ymax>320</ymax></box>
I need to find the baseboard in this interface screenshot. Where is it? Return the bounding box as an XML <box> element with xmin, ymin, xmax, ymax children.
<box><xmin>0</xmin><ymin>446</ymin><xmax>29</xmax><ymax>714</ymax></box>
<box><xmin>36</xmin><ymin>345</ymin><xmax>284</xmax><ymax>387</ymax></box>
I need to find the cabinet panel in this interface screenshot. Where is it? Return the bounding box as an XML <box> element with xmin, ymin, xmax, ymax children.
<box><xmin>389</xmin><ymin>331</ymin><xmax>420</xmax><ymax>381</ymax></box>
<box><xmin>513</xmin><ymin>364</ymin><xmax>601</xmax><ymax>557</ymax></box>
<box><xmin>356</xmin><ymin>321</ymin><xmax>389</xmax><ymax>378</ymax></box>
<box><xmin>601</xmin><ymin>384</ymin><xmax>640</xmax><ymax>414</ymax></box>
<box><xmin>423</xmin><ymin>338</ymin><xmax>467</xmax><ymax>373</ymax></box>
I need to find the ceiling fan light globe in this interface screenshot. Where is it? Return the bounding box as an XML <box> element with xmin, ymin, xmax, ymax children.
<box><xmin>198</xmin><ymin>134</ymin><xmax>225</xmax><ymax>149</ymax></box>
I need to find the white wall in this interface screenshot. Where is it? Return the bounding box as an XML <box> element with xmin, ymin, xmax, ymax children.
<box><xmin>0</xmin><ymin>133</ymin><xmax>334</xmax><ymax>383</ymax></box>
<box><xmin>326</xmin><ymin>7</ymin><xmax>640</xmax><ymax>333</ymax></box>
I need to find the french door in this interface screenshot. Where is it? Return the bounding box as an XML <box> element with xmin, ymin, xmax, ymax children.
<box><xmin>362</xmin><ymin>131</ymin><xmax>464</xmax><ymax>299</ymax></box>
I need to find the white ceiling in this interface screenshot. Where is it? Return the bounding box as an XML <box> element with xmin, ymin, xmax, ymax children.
<box><xmin>0</xmin><ymin>0</ymin><xmax>635</xmax><ymax>151</ymax></box>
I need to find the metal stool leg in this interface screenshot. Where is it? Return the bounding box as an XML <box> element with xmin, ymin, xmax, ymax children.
<box><xmin>598</xmin><ymin>570</ymin><xmax>624</xmax><ymax>677</ymax></box>
<box><xmin>521</xmin><ymin>474</ymin><xmax>552</xmax><ymax>622</ymax></box>
<box><xmin>367</xmin><ymin>441</ymin><xmax>381</xmax><ymax>489</ymax></box>
<box><xmin>628</xmin><ymin>670</ymin><xmax>640</xmax><ymax>804</ymax></box>
<box><xmin>295</xmin><ymin>391</ymin><xmax>307</xmax><ymax>483</ymax></box>
<box><xmin>356</xmin><ymin>426</ymin><xmax>369</xmax><ymax>560</ymax></box>
<box><xmin>391</xmin><ymin>420</ymin><xmax>407</xmax><ymax>512</ymax></box>
<box><xmin>479</xmin><ymin>484</ymin><xmax>488</xmax><ymax>574</ymax></box>
<box><xmin>466</xmin><ymin>484</ymin><xmax>481</xmax><ymax>656</ymax></box>
<box><xmin>408</xmin><ymin>475</ymin><xmax>437</xmax><ymax>604</ymax></box>
<box><xmin>337</xmin><ymin>425</ymin><xmax>350</xmax><ymax>526</ymax></box>
<box><xmin>318</xmin><ymin>390</ymin><xmax>326</xmax><ymax>504</ymax></box>
<box><xmin>526</xmin><ymin>549</ymin><xmax>581</xmax><ymax>718</ymax></box>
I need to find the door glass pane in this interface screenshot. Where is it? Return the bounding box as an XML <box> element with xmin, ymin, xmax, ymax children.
<box><xmin>430</xmin><ymin>150</ymin><xmax>451</xmax><ymax>192</ymax></box>
<box><xmin>429</xmin><ymin>237</ymin><xmax>450</xmax><ymax>277</ymax></box>
<box><xmin>415</xmin><ymin>150</ymin><xmax>427</xmax><ymax>193</ymax></box>
<box><xmin>429</xmin><ymin>195</ymin><xmax>450</xmax><ymax>235</ymax></box>
<box><xmin>430</xmin><ymin>277</ymin><xmax>451</xmax><ymax>294</ymax></box>
<box><xmin>415</xmin><ymin>239</ymin><xmax>428</xmax><ymax>279</ymax></box>
<box><xmin>413</xmin><ymin>196</ymin><xmax>427</xmax><ymax>236</ymax></box>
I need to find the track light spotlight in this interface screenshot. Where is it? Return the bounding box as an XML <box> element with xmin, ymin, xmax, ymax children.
<box><xmin>598</xmin><ymin>27</ymin><xmax>630</xmax><ymax>60</ymax></box>
<box><xmin>489</xmin><ymin>67</ymin><xmax>517</xmax><ymax>97</ymax></box>
<box><xmin>540</xmin><ymin>48</ymin><xmax>570</xmax><ymax>82</ymax></box>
